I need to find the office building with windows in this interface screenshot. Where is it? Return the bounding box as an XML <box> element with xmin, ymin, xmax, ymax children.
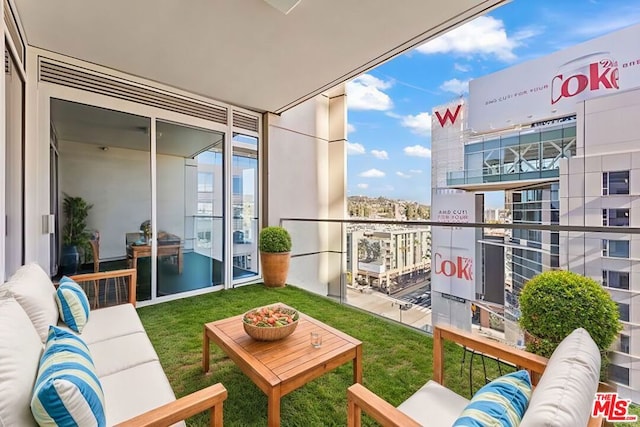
<box><xmin>432</xmin><ymin>23</ymin><xmax>640</xmax><ymax>401</ymax></box>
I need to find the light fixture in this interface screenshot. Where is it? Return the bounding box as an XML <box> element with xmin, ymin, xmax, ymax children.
<box><xmin>264</xmin><ymin>0</ymin><xmax>301</xmax><ymax>14</ymax></box>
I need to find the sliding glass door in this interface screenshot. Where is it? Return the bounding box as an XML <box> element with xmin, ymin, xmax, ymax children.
<box><xmin>45</xmin><ymin>89</ymin><xmax>259</xmax><ymax>302</ymax></box>
<box><xmin>155</xmin><ymin>121</ymin><xmax>225</xmax><ymax>296</ymax></box>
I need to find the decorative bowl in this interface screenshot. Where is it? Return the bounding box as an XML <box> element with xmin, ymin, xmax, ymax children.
<box><xmin>242</xmin><ymin>305</ymin><xmax>299</xmax><ymax>341</ymax></box>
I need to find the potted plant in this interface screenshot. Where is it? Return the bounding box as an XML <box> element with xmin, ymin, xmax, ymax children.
<box><xmin>519</xmin><ymin>270</ymin><xmax>621</xmax><ymax>377</ymax></box>
<box><xmin>60</xmin><ymin>194</ymin><xmax>93</xmax><ymax>275</ymax></box>
<box><xmin>259</xmin><ymin>226</ymin><xmax>292</xmax><ymax>287</ymax></box>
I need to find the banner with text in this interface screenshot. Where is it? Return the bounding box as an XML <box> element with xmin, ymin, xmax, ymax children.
<box><xmin>431</xmin><ymin>193</ymin><xmax>476</xmax><ymax>301</ymax></box>
<box><xmin>469</xmin><ymin>23</ymin><xmax>640</xmax><ymax>133</ymax></box>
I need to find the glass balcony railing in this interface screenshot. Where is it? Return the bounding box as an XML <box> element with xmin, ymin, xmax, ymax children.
<box><xmin>280</xmin><ymin>217</ymin><xmax>640</xmax><ymax>401</ymax></box>
<box><xmin>447</xmin><ymin>166</ymin><xmax>560</xmax><ymax>186</ymax></box>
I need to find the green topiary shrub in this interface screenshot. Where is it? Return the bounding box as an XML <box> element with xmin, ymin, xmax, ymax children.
<box><xmin>259</xmin><ymin>226</ymin><xmax>292</xmax><ymax>253</ymax></box>
<box><xmin>519</xmin><ymin>270</ymin><xmax>621</xmax><ymax>361</ymax></box>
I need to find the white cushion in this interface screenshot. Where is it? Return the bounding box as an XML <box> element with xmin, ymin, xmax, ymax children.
<box><xmin>5</xmin><ymin>263</ymin><xmax>59</xmax><ymax>342</ymax></box>
<box><xmin>57</xmin><ymin>303</ymin><xmax>145</xmax><ymax>344</ymax></box>
<box><xmin>520</xmin><ymin>328</ymin><xmax>601</xmax><ymax>427</ymax></box>
<box><xmin>90</xmin><ymin>331</ymin><xmax>159</xmax><ymax>378</ymax></box>
<box><xmin>397</xmin><ymin>380</ymin><xmax>469</xmax><ymax>427</ymax></box>
<box><xmin>100</xmin><ymin>361</ymin><xmax>184</xmax><ymax>427</ymax></box>
<box><xmin>0</xmin><ymin>298</ymin><xmax>43</xmax><ymax>427</ymax></box>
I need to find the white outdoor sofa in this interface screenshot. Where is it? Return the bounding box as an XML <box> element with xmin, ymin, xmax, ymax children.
<box><xmin>0</xmin><ymin>263</ymin><xmax>227</xmax><ymax>426</ymax></box>
<box><xmin>348</xmin><ymin>324</ymin><xmax>608</xmax><ymax>427</ymax></box>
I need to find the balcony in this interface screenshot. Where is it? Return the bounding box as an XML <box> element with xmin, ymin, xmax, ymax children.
<box><xmin>280</xmin><ymin>218</ymin><xmax>640</xmax><ymax>403</ymax></box>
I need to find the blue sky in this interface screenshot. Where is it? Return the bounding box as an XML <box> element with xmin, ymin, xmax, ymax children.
<box><xmin>345</xmin><ymin>0</ymin><xmax>640</xmax><ymax>208</ymax></box>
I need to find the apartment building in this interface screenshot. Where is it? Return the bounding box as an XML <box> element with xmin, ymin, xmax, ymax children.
<box><xmin>348</xmin><ymin>228</ymin><xmax>431</xmax><ymax>293</ymax></box>
<box><xmin>432</xmin><ymin>23</ymin><xmax>640</xmax><ymax>400</ymax></box>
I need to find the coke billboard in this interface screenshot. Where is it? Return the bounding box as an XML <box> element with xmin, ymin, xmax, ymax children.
<box><xmin>431</xmin><ymin>193</ymin><xmax>477</xmax><ymax>301</ymax></box>
<box><xmin>468</xmin><ymin>24</ymin><xmax>640</xmax><ymax>133</ymax></box>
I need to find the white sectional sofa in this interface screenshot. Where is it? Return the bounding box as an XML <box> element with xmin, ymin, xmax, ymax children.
<box><xmin>0</xmin><ymin>263</ymin><xmax>227</xmax><ymax>427</ymax></box>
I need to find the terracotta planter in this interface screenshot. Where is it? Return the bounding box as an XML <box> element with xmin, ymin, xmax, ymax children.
<box><xmin>260</xmin><ymin>251</ymin><xmax>290</xmax><ymax>287</ymax></box>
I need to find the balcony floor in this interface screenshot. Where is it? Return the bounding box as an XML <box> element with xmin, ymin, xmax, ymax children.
<box><xmin>137</xmin><ymin>284</ymin><xmax>513</xmax><ymax>426</ymax></box>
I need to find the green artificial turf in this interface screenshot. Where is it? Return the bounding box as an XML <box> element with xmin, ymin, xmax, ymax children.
<box><xmin>137</xmin><ymin>284</ymin><xmax>514</xmax><ymax>426</ymax></box>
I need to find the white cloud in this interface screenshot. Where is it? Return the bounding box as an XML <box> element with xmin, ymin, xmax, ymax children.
<box><xmin>401</xmin><ymin>112</ymin><xmax>432</xmax><ymax>136</ymax></box>
<box><xmin>347</xmin><ymin>142</ymin><xmax>365</xmax><ymax>155</ymax></box>
<box><xmin>396</xmin><ymin>172</ymin><xmax>411</xmax><ymax>179</ymax></box>
<box><xmin>356</xmin><ymin>183</ymin><xmax>368</xmax><ymax>189</ymax></box>
<box><xmin>439</xmin><ymin>78</ymin><xmax>470</xmax><ymax>95</ymax></box>
<box><xmin>346</xmin><ymin>74</ymin><xmax>394</xmax><ymax>111</ymax></box>
<box><xmin>454</xmin><ymin>63</ymin><xmax>471</xmax><ymax>72</ymax></box>
<box><xmin>404</xmin><ymin>145</ymin><xmax>431</xmax><ymax>158</ymax></box>
<box><xmin>359</xmin><ymin>168</ymin><xmax>385</xmax><ymax>178</ymax></box>
<box><xmin>409</xmin><ymin>169</ymin><xmax>423</xmax><ymax>174</ymax></box>
<box><xmin>371</xmin><ymin>150</ymin><xmax>389</xmax><ymax>160</ymax></box>
<box><xmin>347</xmin><ymin>123</ymin><xmax>356</xmax><ymax>133</ymax></box>
<box><xmin>415</xmin><ymin>16</ymin><xmax>523</xmax><ymax>62</ymax></box>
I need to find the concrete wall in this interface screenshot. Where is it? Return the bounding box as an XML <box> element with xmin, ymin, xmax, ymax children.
<box><xmin>59</xmin><ymin>140</ymin><xmax>185</xmax><ymax>260</ymax></box>
<box><xmin>265</xmin><ymin>87</ymin><xmax>347</xmax><ymax>296</ymax></box>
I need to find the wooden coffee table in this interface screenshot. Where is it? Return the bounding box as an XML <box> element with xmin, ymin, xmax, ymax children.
<box><xmin>202</xmin><ymin>304</ymin><xmax>362</xmax><ymax>427</ymax></box>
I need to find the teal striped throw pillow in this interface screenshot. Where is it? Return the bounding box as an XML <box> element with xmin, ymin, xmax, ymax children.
<box><xmin>453</xmin><ymin>370</ymin><xmax>532</xmax><ymax>427</ymax></box>
<box><xmin>56</xmin><ymin>276</ymin><xmax>90</xmax><ymax>333</ymax></box>
<box><xmin>31</xmin><ymin>326</ymin><xmax>106</xmax><ymax>427</ymax></box>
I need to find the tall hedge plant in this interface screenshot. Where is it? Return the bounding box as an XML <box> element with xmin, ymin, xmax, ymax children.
<box><xmin>519</xmin><ymin>270</ymin><xmax>621</xmax><ymax>360</ymax></box>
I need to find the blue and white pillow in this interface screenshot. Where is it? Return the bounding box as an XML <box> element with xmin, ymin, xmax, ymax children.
<box><xmin>31</xmin><ymin>326</ymin><xmax>106</xmax><ymax>427</ymax></box>
<box><xmin>453</xmin><ymin>370</ymin><xmax>532</xmax><ymax>427</ymax></box>
<box><xmin>56</xmin><ymin>276</ymin><xmax>90</xmax><ymax>333</ymax></box>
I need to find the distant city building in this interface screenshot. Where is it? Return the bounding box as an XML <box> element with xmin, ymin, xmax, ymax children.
<box><xmin>347</xmin><ymin>228</ymin><xmax>430</xmax><ymax>293</ymax></box>
<box><xmin>432</xmin><ymin>24</ymin><xmax>640</xmax><ymax>401</ymax></box>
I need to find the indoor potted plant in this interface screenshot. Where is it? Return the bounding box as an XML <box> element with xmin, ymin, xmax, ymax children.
<box><xmin>259</xmin><ymin>226</ymin><xmax>292</xmax><ymax>287</ymax></box>
<box><xmin>60</xmin><ymin>194</ymin><xmax>93</xmax><ymax>275</ymax></box>
<box><xmin>519</xmin><ymin>269</ymin><xmax>621</xmax><ymax>378</ymax></box>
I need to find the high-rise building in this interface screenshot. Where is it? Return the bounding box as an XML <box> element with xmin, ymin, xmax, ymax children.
<box><xmin>432</xmin><ymin>23</ymin><xmax>640</xmax><ymax>401</ymax></box>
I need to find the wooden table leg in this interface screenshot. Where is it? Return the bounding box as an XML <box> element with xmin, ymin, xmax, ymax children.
<box><xmin>353</xmin><ymin>344</ymin><xmax>363</xmax><ymax>383</ymax></box>
<box><xmin>203</xmin><ymin>327</ymin><xmax>210</xmax><ymax>373</ymax></box>
<box><xmin>267</xmin><ymin>386</ymin><xmax>281</xmax><ymax>427</ymax></box>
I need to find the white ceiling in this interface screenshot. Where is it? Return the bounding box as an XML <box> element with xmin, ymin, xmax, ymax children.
<box><xmin>13</xmin><ymin>0</ymin><xmax>508</xmax><ymax>113</ymax></box>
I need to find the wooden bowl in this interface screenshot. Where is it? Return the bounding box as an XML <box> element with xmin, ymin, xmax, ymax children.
<box><xmin>242</xmin><ymin>305</ymin><xmax>299</xmax><ymax>341</ymax></box>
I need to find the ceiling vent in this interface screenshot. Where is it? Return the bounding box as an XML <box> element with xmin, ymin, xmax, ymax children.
<box><xmin>233</xmin><ymin>111</ymin><xmax>259</xmax><ymax>132</ymax></box>
<box><xmin>38</xmin><ymin>58</ymin><xmax>228</xmax><ymax>125</ymax></box>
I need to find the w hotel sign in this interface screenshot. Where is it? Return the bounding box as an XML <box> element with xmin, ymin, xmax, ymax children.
<box><xmin>434</xmin><ymin>103</ymin><xmax>462</xmax><ymax>127</ymax></box>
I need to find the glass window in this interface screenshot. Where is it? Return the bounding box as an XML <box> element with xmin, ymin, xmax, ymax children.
<box><xmin>608</xmin><ymin>364</ymin><xmax>630</xmax><ymax>385</ymax></box>
<box><xmin>620</xmin><ymin>335</ymin><xmax>630</xmax><ymax>354</ymax></box>
<box><xmin>232</xmin><ymin>133</ymin><xmax>258</xmax><ymax>146</ymax></box>
<box><xmin>603</xmin><ymin>171</ymin><xmax>630</xmax><ymax>195</ymax></box>
<box><xmin>618</xmin><ymin>303</ymin><xmax>630</xmax><ymax>322</ymax></box>
<box><xmin>233</xmin><ymin>176</ymin><xmax>242</xmax><ymax>195</ymax></box>
<box><xmin>603</xmin><ymin>209</ymin><xmax>629</xmax><ymax>226</ymax></box>
<box><xmin>603</xmin><ymin>270</ymin><xmax>630</xmax><ymax>289</ymax></box>
<box><xmin>602</xmin><ymin>240</ymin><xmax>630</xmax><ymax>258</ymax></box>
<box><xmin>198</xmin><ymin>172</ymin><xmax>213</xmax><ymax>192</ymax></box>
